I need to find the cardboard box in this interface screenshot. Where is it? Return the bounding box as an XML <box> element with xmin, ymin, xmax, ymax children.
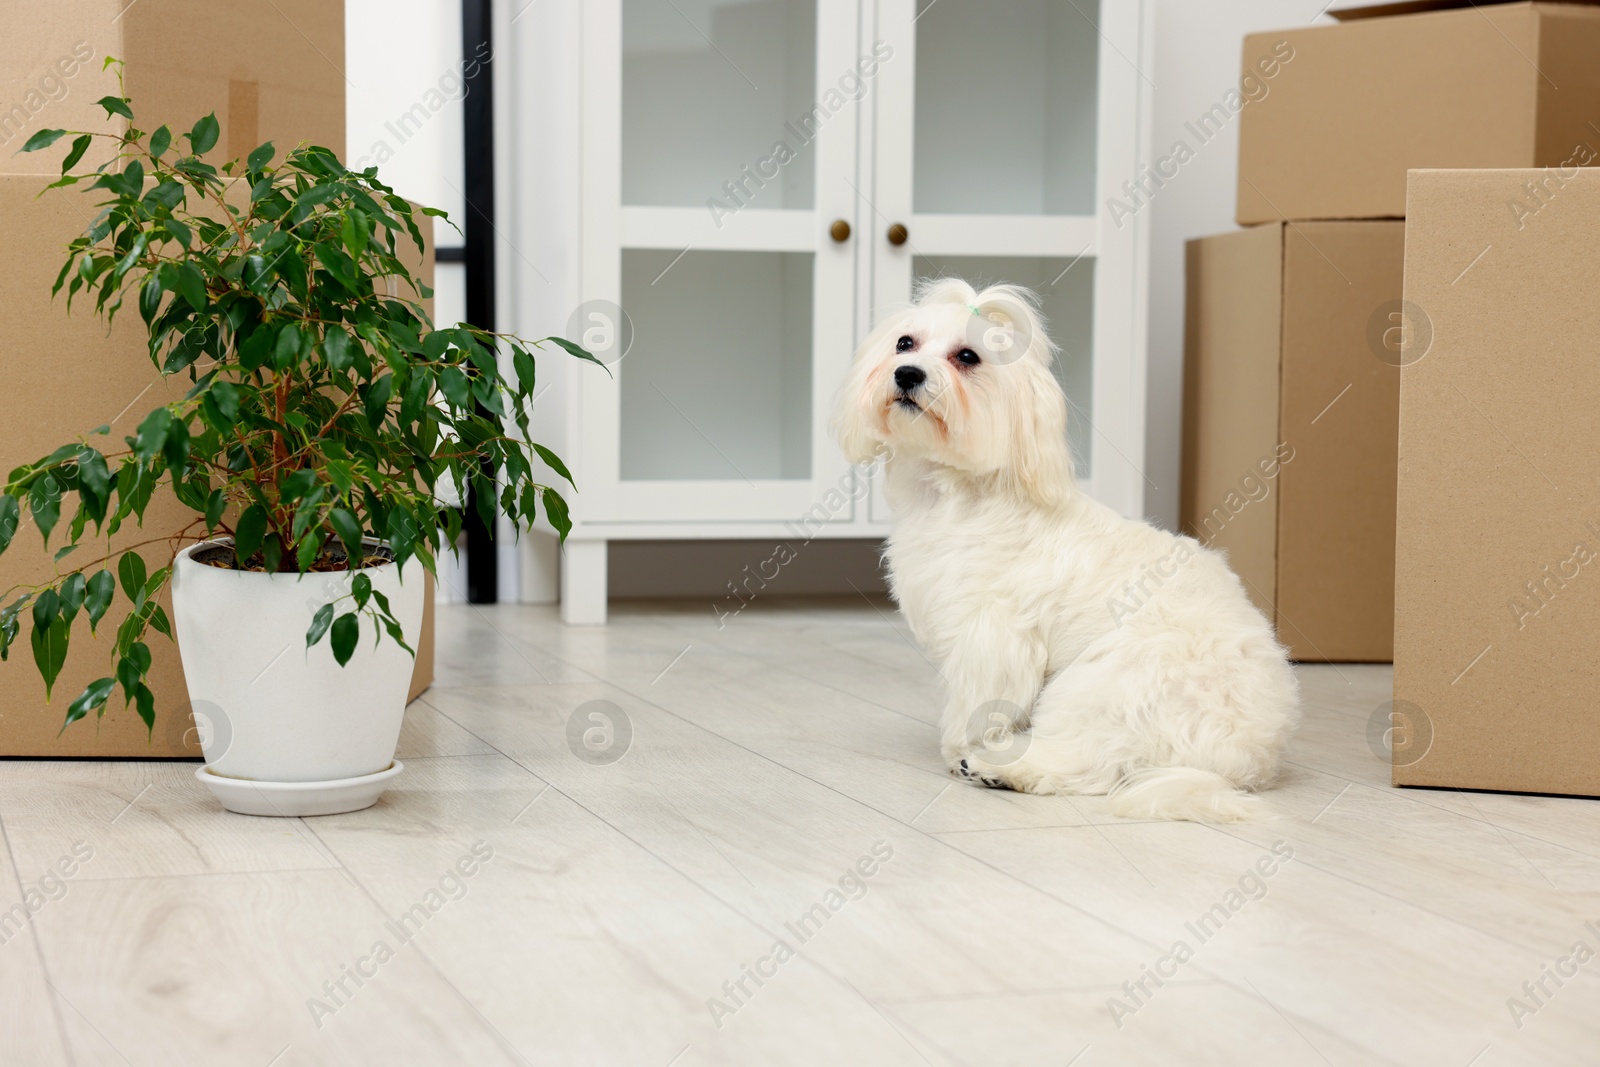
<box><xmin>408</xmin><ymin>578</ymin><xmax>434</xmax><ymax>703</ymax></box>
<box><xmin>1236</xmin><ymin>1</ymin><xmax>1600</xmax><ymax>224</ymax></box>
<box><xmin>0</xmin><ymin>0</ymin><xmax>345</xmax><ymax>171</ymax></box>
<box><xmin>1394</xmin><ymin>167</ymin><xmax>1600</xmax><ymax>796</ymax></box>
<box><xmin>1182</xmin><ymin>221</ymin><xmax>1402</xmax><ymax>662</ymax></box>
<box><xmin>0</xmin><ymin>179</ymin><xmax>438</xmax><ymax>758</ymax></box>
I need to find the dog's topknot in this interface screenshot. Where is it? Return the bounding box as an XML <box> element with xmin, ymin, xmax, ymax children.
<box><xmin>911</xmin><ymin>278</ymin><xmax>1060</xmax><ymax>364</ymax></box>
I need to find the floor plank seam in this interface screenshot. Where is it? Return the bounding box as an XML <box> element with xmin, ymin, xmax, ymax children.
<box><xmin>0</xmin><ymin>802</ymin><xmax>84</xmax><ymax>1067</ymax></box>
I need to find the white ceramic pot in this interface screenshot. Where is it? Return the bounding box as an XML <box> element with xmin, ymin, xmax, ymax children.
<box><xmin>170</xmin><ymin>539</ymin><xmax>425</xmax><ymax>814</ymax></box>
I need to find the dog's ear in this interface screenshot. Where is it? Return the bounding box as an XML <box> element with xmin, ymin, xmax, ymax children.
<box><xmin>832</xmin><ymin>322</ymin><xmax>893</xmax><ymax>465</ymax></box>
<box><xmin>1004</xmin><ymin>360</ymin><xmax>1076</xmax><ymax>509</ymax></box>
<box><xmin>834</xmin><ymin>395</ymin><xmax>884</xmax><ymax>465</ymax></box>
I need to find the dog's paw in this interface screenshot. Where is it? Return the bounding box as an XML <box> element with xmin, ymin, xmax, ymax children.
<box><xmin>953</xmin><ymin>758</ymin><xmax>1010</xmax><ymax>790</ymax></box>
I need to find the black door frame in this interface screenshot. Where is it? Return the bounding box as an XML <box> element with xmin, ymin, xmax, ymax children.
<box><xmin>460</xmin><ymin>0</ymin><xmax>498</xmax><ymax>603</ymax></box>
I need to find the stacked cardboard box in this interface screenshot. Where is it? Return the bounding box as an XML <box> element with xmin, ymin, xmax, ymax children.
<box><xmin>0</xmin><ymin>0</ymin><xmax>435</xmax><ymax>758</ymax></box>
<box><xmin>1187</xmin><ymin>0</ymin><xmax>1600</xmax><ymax>794</ymax></box>
<box><xmin>1184</xmin><ymin>0</ymin><xmax>1600</xmax><ymax>663</ymax></box>
<box><xmin>1395</xmin><ymin>167</ymin><xmax>1600</xmax><ymax>797</ymax></box>
<box><xmin>1183</xmin><ymin>220</ymin><xmax>1401</xmax><ymax>662</ymax></box>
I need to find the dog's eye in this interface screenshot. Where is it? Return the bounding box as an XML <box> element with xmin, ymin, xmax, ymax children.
<box><xmin>896</xmin><ymin>335</ymin><xmax>915</xmax><ymax>353</ymax></box>
<box><xmin>953</xmin><ymin>348</ymin><xmax>981</xmax><ymax>367</ymax></box>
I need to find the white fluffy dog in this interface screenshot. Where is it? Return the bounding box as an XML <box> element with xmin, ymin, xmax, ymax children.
<box><xmin>832</xmin><ymin>279</ymin><xmax>1299</xmax><ymax>822</ymax></box>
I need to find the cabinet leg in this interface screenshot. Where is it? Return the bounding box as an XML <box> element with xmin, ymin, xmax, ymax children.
<box><xmin>560</xmin><ymin>540</ymin><xmax>608</xmax><ymax>625</ymax></box>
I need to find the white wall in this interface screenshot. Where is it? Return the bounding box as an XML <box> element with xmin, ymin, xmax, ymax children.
<box><xmin>1142</xmin><ymin>0</ymin><xmax>1334</xmax><ymax>531</ymax></box>
<box><xmin>347</xmin><ymin>1</ymin><xmax>472</xmax><ymax>601</ymax></box>
<box><xmin>345</xmin><ymin>0</ymin><xmax>466</xmax><ymax>223</ymax></box>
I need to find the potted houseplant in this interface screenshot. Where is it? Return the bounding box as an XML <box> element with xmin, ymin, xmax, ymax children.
<box><xmin>1</xmin><ymin>69</ymin><xmax>595</xmax><ymax>815</ymax></box>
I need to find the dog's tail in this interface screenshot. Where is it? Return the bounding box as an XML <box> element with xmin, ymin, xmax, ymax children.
<box><xmin>1109</xmin><ymin>767</ymin><xmax>1258</xmax><ymax>823</ymax></box>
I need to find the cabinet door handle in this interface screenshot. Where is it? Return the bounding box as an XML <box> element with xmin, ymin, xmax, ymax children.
<box><xmin>829</xmin><ymin>219</ymin><xmax>851</xmax><ymax>242</ymax></box>
<box><xmin>886</xmin><ymin>223</ymin><xmax>908</xmax><ymax>246</ymax></box>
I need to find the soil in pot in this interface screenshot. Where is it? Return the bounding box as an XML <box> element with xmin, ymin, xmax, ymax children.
<box><xmin>191</xmin><ymin>542</ymin><xmax>397</xmax><ymax>573</ymax></box>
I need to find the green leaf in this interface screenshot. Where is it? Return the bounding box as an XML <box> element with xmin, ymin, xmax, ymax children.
<box><xmin>115</xmin><ymin>652</ymin><xmax>141</xmax><ymax>702</ymax></box>
<box><xmin>32</xmin><ymin>589</ymin><xmax>59</xmax><ymax>632</ymax></box>
<box><xmin>234</xmin><ymin>504</ymin><xmax>268</xmax><ymax>564</ymax></box>
<box><xmin>134</xmin><ymin>408</ymin><xmax>172</xmax><ymax>461</ymax></box>
<box><xmin>163</xmin><ymin>327</ymin><xmax>208</xmax><ymax>375</ymax></box>
<box><xmin>364</xmin><ymin>374</ymin><xmax>393</xmax><ymax>429</ymax></box>
<box><xmin>274</xmin><ymin>323</ymin><xmax>305</xmax><ymax>368</ymax></box>
<box><xmin>323</xmin><ymin>327</ymin><xmax>354</xmax><ymax>371</ymax></box>
<box><xmin>117</xmin><ymin>551</ymin><xmax>148</xmax><ymax>602</ymax></box>
<box><xmin>247</xmin><ymin>141</ymin><xmax>275</xmax><ymax>171</ymax></box>
<box><xmin>0</xmin><ymin>494</ymin><xmax>18</xmax><ymax>553</ymax></box>
<box><xmin>143</xmin><ymin>180</ymin><xmax>184</xmax><ymax>212</ymax></box>
<box><xmin>542</xmin><ymin>487</ymin><xmax>572</xmax><ymax>540</ymax></box>
<box><xmin>79</xmin><ymin>448</ymin><xmax>109</xmax><ymax>515</ymax></box>
<box><xmin>31</xmin><ymin>616</ymin><xmax>69</xmax><ymax>701</ymax></box>
<box><xmin>107</xmin><ymin>158</ymin><xmax>144</xmax><ymax>197</ymax></box>
<box><xmin>261</xmin><ymin>533</ymin><xmax>283</xmax><ymax>574</ymax></box>
<box><xmin>96</xmin><ymin>95</ymin><xmax>134</xmax><ymax>120</ymax></box>
<box><xmin>59</xmin><ymin>573</ymin><xmax>87</xmax><ymax>625</ymax></box>
<box><xmin>306</xmin><ymin>603</ymin><xmax>334</xmax><ymax>648</ymax></box>
<box><xmin>134</xmin><ymin>683</ymin><xmax>155</xmax><ymax>734</ymax></box>
<box><xmin>210</xmin><ymin>381</ymin><xmax>240</xmax><ymax>424</ymax></box>
<box><xmin>164</xmin><ymin>216</ymin><xmax>191</xmax><ymax>249</ymax></box>
<box><xmin>400</xmin><ymin>367</ymin><xmax>431</xmax><ymax>426</ymax></box>
<box><xmin>292</xmin><ymin>488</ymin><xmax>325</xmax><ymax>542</ymax></box>
<box><xmin>295</xmin><ymin>529</ymin><xmax>325</xmax><ymax>571</ymax></box>
<box><xmin>386</xmin><ymin>506</ymin><xmax>417</xmax><ymax>568</ymax></box>
<box><xmin>138</xmin><ymin>274</ymin><xmax>164</xmax><ymax>325</ymax></box>
<box><xmin>29</xmin><ymin>476</ymin><xmax>61</xmax><ymax>546</ymax></box>
<box><xmin>531</xmin><ymin>443</ymin><xmax>575</xmax><ymax>488</ymax></box>
<box><xmin>329</xmin><ymin>508</ymin><xmax>364</xmax><ymax>564</ymax></box>
<box><xmin>149</xmin><ymin>125</ymin><xmax>172</xmax><ymax>158</ymax></box>
<box><xmin>281</xmin><ymin>468</ymin><xmax>318</xmax><ymax>502</ymax></box>
<box><xmin>330</xmin><ymin>612</ymin><xmax>359</xmax><ymax>666</ymax></box>
<box><xmin>189</xmin><ymin>113</ymin><xmax>219</xmax><ymax>154</ymax></box>
<box><xmin>0</xmin><ymin>595</ymin><xmax>26</xmax><ymax>661</ymax></box>
<box><xmin>85</xmin><ymin>570</ymin><xmax>115</xmax><ymax>633</ymax></box>
<box><xmin>512</xmin><ymin>349</ymin><xmax>537</xmax><ymax>394</ymax></box>
<box><xmin>351</xmin><ymin>573</ymin><xmax>372</xmax><ymax>609</ymax></box>
<box><xmin>239</xmin><ymin>322</ymin><xmax>275</xmax><ymax>371</ymax></box>
<box><xmin>292</xmin><ymin>184</ymin><xmax>342</xmax><ymax>214</ymax></box>
<box><xmin>380</xmin><ymin>614</ymin><xmax>415</xmax><ymax>656</ymax></box>
<box><xmin>148</xmin><ymin>606</ymin><xmax>172</xmax><ymax>639</ymax></box>
<box><xmin>437</xmin><ymin>365</ymin><xmax>470</xmax><ymax>409</ymax></box>
<box><xmin>314</xmin><ymin>241</ymin><xmax>360</xmax><ymax>292</ymax></box>
<box><xmin>341</xmin><ymin>208</ymin><xmax>369</xmax><ymax>260</ymax></box>
<box><xmin>204</xmin><ymin>487</ymin><xmax>226</xmax><ymax>531</ymax></box>
<box><xmin>64</xmin><ymin>676</ymin><xmax>115</xmax><ymax>729</ymax></box>
<box><xmin>175</xmin><ymin>263</ymin><xmax>208</xmax><ymax>312</ymax></box>
<box><xmin>60</xmin><ymin>134</ymin><xmax>92</xmax><ymax>173</ymax></box>
<box><xmin>546</xmin><ymin>335</ymin><xmax>609</xmax><ymax>373</ymax></box>
<box><xmin>18</xmin><ymin>128</ymin><xmax>66</xmax><ymax>153</ymax></box>
<box><xmin>143</xmin><ymin>566</ymin><xmax>169</xmax><ymax>601</ymax></box>
<box><xmin>162</xmin><ymin>418</ymin><xmax>190</xmax><ymax>477</ymax></box>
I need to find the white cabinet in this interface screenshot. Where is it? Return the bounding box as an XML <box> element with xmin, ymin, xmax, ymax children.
<box><xmin>514</xmin><ymin>0</ymin><xmax>1152</xmax><ymax>623</ymax></box>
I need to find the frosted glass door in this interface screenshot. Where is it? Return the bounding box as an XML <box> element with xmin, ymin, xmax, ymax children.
<box><xmin>871</xmin><ymin>0</ymin><xmax>1146</xmax><ymax>515</ymax></box>
<box><xmin>911</xmin><ymin>1</ymin><xmax>1099</xmax><ymax>216</ymax></box>
<box><xmin>580</xmin><ymin>0</ymin><xmax>859</xmax><ymax>524</ymax></box>
<box><xmin>622</xmin><ymin>0</ymin><xmax>818</xmax><ymax>211</ymax></box>
<box><xmin>620</xmin><ymin>249</ymin><xmax>814</xmax><ymax>481</ymax></box>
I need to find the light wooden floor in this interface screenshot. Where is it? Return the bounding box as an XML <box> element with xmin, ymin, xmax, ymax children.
<box><xmin>2</xmin><ymin>600</ymin><xmax>1598</xmax><ymax>1066</ymax></box>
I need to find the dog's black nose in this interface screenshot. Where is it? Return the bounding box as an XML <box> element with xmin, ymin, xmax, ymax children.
<box><xmin>894</xmin><ymin>365</ymin><xmax>926</xmax><ymax>391</ymax></box>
